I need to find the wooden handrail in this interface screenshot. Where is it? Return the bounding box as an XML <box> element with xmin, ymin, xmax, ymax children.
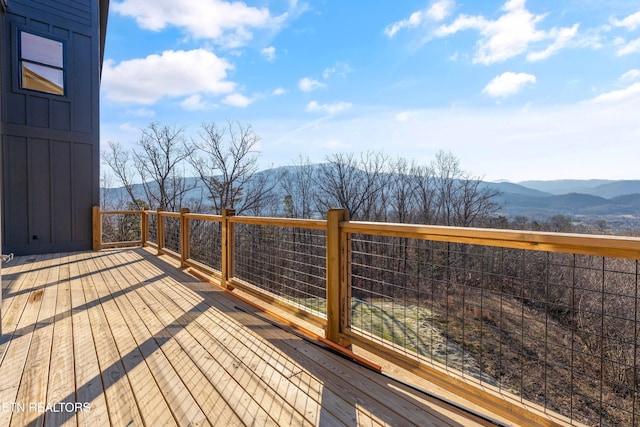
<box><xmin>228</xmin><ymin>215</ymin><xmax>326</xmax><ymax>230</ymax></box>
<box><xmin>342</xmin><ymin>221</ymin><xmax>640</xmax><ymax>259</ymax></box>
<box><xmin>158</xmin><ymin>211</ymin><xmax>181</xmax><ymax>218</ymax></box>
<box><xmin>99</xmin><ymin>210</ymin><xmax>143</xmax><ymax>215</ymax></box>
<box><xmin>183</xmin><ymin>213</ymin><xmax>222</xmax><ymax>221</ymax></box>
<box><xmin>92</xmin><ymin>205</ymin><xmax>640</xmax><ymax>426</ymax></box>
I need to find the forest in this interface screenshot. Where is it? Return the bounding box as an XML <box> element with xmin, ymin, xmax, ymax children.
<box><xmin>101</xmin><ymin>122</ymin><xmax>639</xmax><ymax>426</ymax></box>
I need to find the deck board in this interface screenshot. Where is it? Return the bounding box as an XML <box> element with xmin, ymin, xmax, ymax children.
<box><xmin>0</xmin><ymin>248</ymin><xmax>488</xmax><ymax>427</ymax></box>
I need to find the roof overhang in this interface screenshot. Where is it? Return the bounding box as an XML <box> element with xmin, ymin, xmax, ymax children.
<box><xmin>99</xmin><ymin>0</ymin><xmax>110</xmax><ymax>75</ymax></box>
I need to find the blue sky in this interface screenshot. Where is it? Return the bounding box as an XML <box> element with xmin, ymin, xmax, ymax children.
<box><xmin>100</xmin><ymin>0</ymin><xmax>640</xmax><ymax>182</ymax></box>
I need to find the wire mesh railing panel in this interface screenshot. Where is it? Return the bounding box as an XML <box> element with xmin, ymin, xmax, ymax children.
<box><xmin>163</xmin><ymin>216</ymin><xmax>181</xmax><ymax>255</ymax></box>
<box><xmin>101</xmin><ymin>213</ymin><xmax>141</xmax><ymax>243</ymax></box>
<box><xmin>147</xmin><ymin>213</ymin><xmax>158</xmax><ymax>245</ymax></box>
<box><xmin>188</xmin><ymin>218</ymin><xmax>222</xmax><ymax>272</ymax></box>
<box><xmin>233</xmin><ymin>223</ymin><xmax>327</xmax><ymax>316</ymax></box>
<box><xmin>349</xmin><ymin>234</ymin><xmax>640</xmax><ymax>426</ymax></box>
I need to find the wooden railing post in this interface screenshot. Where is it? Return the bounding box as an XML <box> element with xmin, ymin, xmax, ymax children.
<box><xmin>326</xmin><ymin>208</ymin><xmax>350</xmax><ymax>346</ymax></box>
<box><xmin>157</xmin><ymin>208</ymin><xmax>165</xmax><ymax>255</ymax></box>
<box><xmin>222</xmin><ymin>209</ymin><xmax>236</xmax><ymax>289</ymax></box>
<box><xmin>141</xmin><ymin>211</ymin><xmax>148</xmax><ymax>247</ymax></box>
<box><xmin>180</xmin><ymin>208</ymin><xmax>190</xmax><ymax>268</ymax></box>
<box><xmin>92</xmin><ymin>205</ymin><xmax>102</xmax><ymax>250</ymax></box>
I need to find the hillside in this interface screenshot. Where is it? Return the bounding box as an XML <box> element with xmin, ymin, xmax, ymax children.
<box><xmin>101</xmin><ymin>166</ymin><xmax>640</xmax><ymax>221</ymax></box>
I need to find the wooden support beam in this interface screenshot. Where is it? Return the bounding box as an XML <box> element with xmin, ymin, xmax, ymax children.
<box><xmin>156</xmin><ymin>208</ymin><xmax>165</xmax><ymax>256</ymax></box>
<box><xmin>141</xmin><ymin>211</ymin><xmax>148</xmax><ymax>247</ymax></box>
<box><xmin>180</xmin><ymin>208</ymin><xmax>190</xmax><ymax>268</ymax></box>
<box><xmin>92</xmin><ymin>206</ymin><xmax>101</xmax><ymax>251</ymax></box>
<box><xmin>222</xmin><ymin>209</ymin><xmax>236</xmax><ymax>290</ymax></box>
<box><xmin>326</xmin><ymin>208</ymin><xmax>350</xmax><ymax>346</ymax></box>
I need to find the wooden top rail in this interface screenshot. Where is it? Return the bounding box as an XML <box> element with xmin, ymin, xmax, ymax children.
<box><xmin>158</xmin><ymin>211</ymin><xmax>181</xmax><ymax>218</ymax></box>
<box><xmin>183</xmin><ymin>213</ymin><xmax>223</xmax><ymax>221</ymax></box>
<box><xmin>144</xmin><ymin>210</ymin><xmax>157</xmax><ymax>215</ymax></box>
<box><xmin>342</xmin><ymin>221</ymin><xmax>640</xmax><ymax>260</ymax></box>
<box><xmin>229</xmin><ymin>215</ymin><xmax>327</xmax><ymax>230</ymax></box>
<box><xmin>100</xmin><ymin>210</ymin><xmax>143</xmax><ymax>215</ymax></box>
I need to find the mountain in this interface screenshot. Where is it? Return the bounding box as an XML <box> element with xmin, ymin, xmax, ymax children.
<box><xmin>497</xmin><ymin>192</ymin><xmax>640</xmax><ymax>217</ymax></box>
<box><xmin>517</xmin><ymin>180</ymin><xmax>616</xmax><ymax>195</ymax></box>
<box><xmin>101</xmin><ymin>166</ymin><xmax>640</xmax><ymax>220</ymax></box>
<box><xmin>589</xmin><ymin>181</ymin><xmax>640</xmax><ymax>198</ymax></box>
<box><xmin>481</xmin><ymin>181</ymin><xmax>551</xmax><ymax>197</ymax></box>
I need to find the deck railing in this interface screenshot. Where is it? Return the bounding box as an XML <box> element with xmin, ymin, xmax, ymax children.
<box><xmin>92</xmin><ymin>206</ymin><xmax>640</xmax><ymax>427</ymax></box>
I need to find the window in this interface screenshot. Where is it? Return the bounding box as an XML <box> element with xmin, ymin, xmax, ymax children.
<box><xmin>20</xmin><ymin>31</ymin><xmax>65</xmax><ymax>95</ymax></box>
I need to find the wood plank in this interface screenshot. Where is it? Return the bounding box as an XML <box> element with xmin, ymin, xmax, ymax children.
<box><xmin>165</xmin><ymin>289</ymin><xmax>387</xmax><ymax>424</ymax></box>
<box><xmin>160</xmin><ymin>275</ymin><xmax>418</xmax><ymax>426</ymax></box>
<box><xmin>91</xmin><ymin>250</ymin><xmax>208</xmax><ymax>426</ymax></box>
<box><xmin>143</xmin><ymin>250</ymin><xmax>466</xmax><ymax>427</ymax></box>
<box><xmin>11</xmin><ymin>252</ymin><xmax>60</xmax><ymax>427</ymax></box>
<box><xmin>69</xmin><ymin>252</ymin><xmax>110</xmax><ymax>426</ymax></box>
<box><xmin>78</xmin><ymin>253</ymin><xmax>144</xmax><ymax>427</ymax></box>
<box><xmin>44</xmin><ymin>253</ymin><xmax>79</xmax><ymax>427</ymax></box>
<box><xmin>0</xmin><ymin>254</ymin><xmax>54</xmax><ymax>427</ymax></box>
<box><xmin>98</xmin><ymin>252</ymin><xmax>243</xmax><ymax>426</ymax></box>
<box><xmin>0</xmin><ymin>254</ymin><xmax>46</xmax><ymax>364</ymax></box>
<box><xmin>115</xmin><ymin>252</ymin><xmax>349</xmax><ymax>426</ymax></box>
<box><xmin>82</xmin><ymin>251</ymin><xmax>178</xmax><ymax>427</ymax></box>
<box><xmin>112</xmin><ymin>249</ymin><xmax>306</xmax><ymax>426</ymax></box>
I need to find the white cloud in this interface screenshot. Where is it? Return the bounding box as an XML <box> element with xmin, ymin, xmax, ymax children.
<box><xmin>127</xmin><ymin>108</ymin><xmax>156</xmax><ymax>118</ymax></box>
<box><xmin>482</xmin><ymin>72</ymin><xmax>536</xmax><ymax>98</ymax></box>
<box><xmin>435</xmin><ymin>0</ymin><xmax>578</xmax><ymax>64</ymax></box>
<box><xmin>322</xmin><ymin>62</ymin><xmax>353</xmax><ymax>79</ymax></box>
<box><xmin>621</xmin><ymin>69</ymin><xmax>640</xmax><ymax>82</ymax></box>
<box><xmin>384</xmin><ymin>0</ymin><xmax>454</xmax><ymax>37</ymax></box>
<box><xmin>272</xmin><ymin>87</ymin><xmax>288</xmax><ymax>96</ymax></box>
<box><xmin>222</xmin><ymin>93</ymin><xmax>253</xmax><ymax>107</ymax></box>
<box><xmin>322</xmin><ymin>139</ymin><xmax>350</xmax><ymax>150</ymax></box>
<box><xmin>298</xmin><ymin>77</ymin><xmax>327</xmax><ymax>92</ymax></box>
<box><xmin>590</xmin><ymin>82</ymin><xmax>640</xmax><ymax>103</ymax></box>
<box><xmin>611</xmin><ymin>11</ymin><xmax>640</xmax><ymax>31</ymax></box>
<box><xmin>256</xmin><ymin>97</ymin><xmax>640</xmax><ymax>182</ymax></box>
<box><xmin>395</xmin><ymin>111</ymin><xmax>416</xmax><ymax>122</ymax></box>
<box><xmin>306</xmin><ymin>101</ymin><xmax>352</xmax><ymax>115</ymax></box>
<box><xmin>181</xmin><ymin>94</ymin><xmax>212</xmax><ymax>111</ymax></box>
<box><xmin>261</xmin><ymin>46</ymin><xmax>276</xmax><ymax>61</ymax></box>
<box><xmin>527</xmin><ymin>24</ymin><xmax>579</xmax><ymax>61</ymax></box>
<box><xmin>112</xmin><ymin>0</ymin><xmax>294</xmax><ymax>48</ymax></box>
<box><xmin>103</xmin><ymin>49</ymin><xmax>235</xmax><ymax>104</ymax></box>
<box><xmin>616</xmin><ymin>37</ymin><xmax>640</xmax><ymax>56</ymax></box>
<box><xmin>118</xmin><ymin>122</ymin><xmax>139</xmax><ymax>133</ymax></box>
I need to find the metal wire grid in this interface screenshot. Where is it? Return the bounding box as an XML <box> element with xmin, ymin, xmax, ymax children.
<box><xmin>233</xmin><ymin>223</ymin><xmax>327</xmax><ymax>316</ymax></box>
<box><xmin>147</xmin><ymin>213</ymin><xmax>158</xmax><ymax>245</ymax></box>
<box><xmin>101</xmin><ymin>213</ymin><xmax>142</xmax><ymax>243</ymax></box>
<box><xmin>162</xmin><ymin>216</ymin><xmax>181</xmax><ymax>255</ymax></box>
<box><xmin>188</xmin><ymin>218</ymin><xmax>222</xmax><ymax>272</ymax></box>
<box><xmin>349</xmin><ymin>234</ymin><xmax>639</xmax><ymax>427</ymax></box>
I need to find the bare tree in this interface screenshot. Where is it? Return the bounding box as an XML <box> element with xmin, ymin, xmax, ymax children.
<box><xmin>431</xmin><ymin>150</ymin><xmax>501</xmax><ymax>226</ymax></box>
<box><xmin>102</xmin><ymin>142</ymin><xmax>141</xmax><ymax>209</ymax></box>
<box><xmin>190</xmin><ymin>121</ymin><xmax>277</xmax><ymax>215</ymax></box>
<box><xmin>387</xmin><ymin>157</ymin><xmax>419</xmax><ymax>223</ymax></box>
<box><xmin>134</xmin><ymin>122</ymin><xmax>196</xmax><ymax>211</ymax></box>
<box><xmin>315</xmin><ymin>151</ymin><xmax>391</xmax><ymax>220</ymax></box>
<box><xmin>280</xmin><ymin>156</ymin><xmax>318</xmax><ymax>218</ymax></box>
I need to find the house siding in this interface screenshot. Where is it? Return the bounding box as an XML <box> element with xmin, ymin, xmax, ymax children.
<box><xmin>1</xmin><ymin>0</ymin><xmax>101</xmax><ymax>255</ymax></box>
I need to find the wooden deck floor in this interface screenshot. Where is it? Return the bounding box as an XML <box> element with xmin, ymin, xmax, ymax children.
<box><xmin>0</xmin><ymin>248</ymin><xmax>491</xmax><ymax>426</ymax></box>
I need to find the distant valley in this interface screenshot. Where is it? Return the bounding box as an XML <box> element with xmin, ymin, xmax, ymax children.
<box><xmin>102</xmin><ymin>168</ymin><xmax>640</xmax><ymax>231</ymax></box>
<box><xmin>483</xmin><ymin>180</ymin><xmax>640</xmax><ymax>216</ymax></box>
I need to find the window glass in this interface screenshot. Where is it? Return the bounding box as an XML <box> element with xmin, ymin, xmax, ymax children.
<box><xmin>20</xmin><ymin>32</ymin><xmax>65</xmax><ymax>95</ymax></box>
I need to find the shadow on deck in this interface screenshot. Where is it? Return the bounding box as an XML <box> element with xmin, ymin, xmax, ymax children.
<box><xmin>0</xmin><ymin>248</ymin><xmax>496</xmax><ymax>426</ymax></box>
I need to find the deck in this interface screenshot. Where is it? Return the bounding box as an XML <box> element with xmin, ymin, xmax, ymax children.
<box><xmin>0</xmin><ymin>248</ymin><xmax>493</xmax><ymax>426</ymax></box>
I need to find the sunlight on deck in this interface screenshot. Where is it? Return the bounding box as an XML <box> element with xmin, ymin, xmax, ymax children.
<box><xmin>0</xmin><ymin>248</ymin><xmax>484</xmax><ymax>426</ymax></box>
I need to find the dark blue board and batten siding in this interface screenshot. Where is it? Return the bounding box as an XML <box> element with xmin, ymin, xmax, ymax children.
<box><xmin>1</xmin><ymin>0</ymin><xmax>101</xmax><ymax>255</ymax></box>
